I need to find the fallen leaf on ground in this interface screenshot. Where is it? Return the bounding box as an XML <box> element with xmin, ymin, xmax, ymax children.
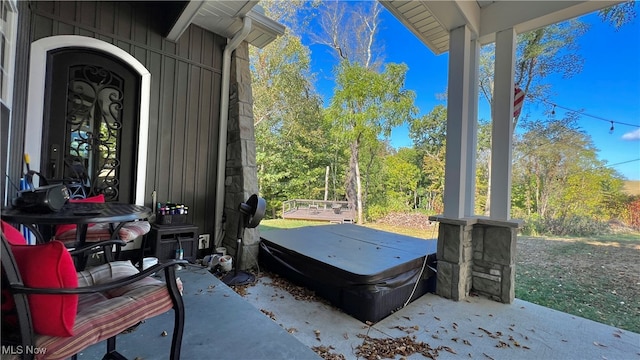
<box><xmin>311</xmin><ymin>345</ymin><xmax>345</xmax><ymax>360</ymax></box>
<box><xmin>260</xmin><ymin>309</ymin><xmax>276</xmax><ymax>321</ymax></box>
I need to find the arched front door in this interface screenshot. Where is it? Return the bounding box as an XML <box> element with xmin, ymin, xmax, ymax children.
<box><xmin>42</xmin><ymin>48</ymin><xmax>140</xmax><ymax>203</ymax></box>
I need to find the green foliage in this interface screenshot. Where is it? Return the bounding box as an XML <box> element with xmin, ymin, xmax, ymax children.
<box><xmin>327</xmin><ymin>61</ymin><xmax>416</xmax><ymax>222</ymax></box>
<box><xmin>598</xmin><ymin>1</ymin><xmax>637</xmax><ymax>30</ymax></box>
<box><xmin>251</xmin><ymin>2</ymin><xmax>635</xmax><ymax>228</ymax></box>
<box><xmin>365</xmin><ymin>203</ymin><xmax>389</xmax><ymax>221</ymax></box>
<box><xmin>408</xmin><ymin>105</ymin><xmax>448</xmax><ymax>212</ymax></box>
<box><xmin>409</xmin><ymin>104</ymin><xmax>447</xmax><ymax>155</ymax></box>
<box><xmin>384</xmin><ymin>152</ymin><xmax>419</xmax><ymax>201</ymax></box>
<box><xmin>328</xmin><ymin>62</ymin><xmax>416</xmax><ymax>139</ymax></box>
<box><xmin>251</xmin><ymin>14</ymin><xmax>333</xmax><ymax>212</ymax></box>
<box><xmin>511</xmin><ymin>117</ymin><xmax>627</xmax><ymax>221</ymax></box>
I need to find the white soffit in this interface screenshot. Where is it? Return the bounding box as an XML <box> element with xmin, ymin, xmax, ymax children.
<box><xmin>166</xmin><ymin>0</ymin><xmax>284</xmax><ymax>48</ymax></box>
<box><xmin>381</xmin><ymin>0</ymin><xmax>623</xmax><ymax>55</ymax></box>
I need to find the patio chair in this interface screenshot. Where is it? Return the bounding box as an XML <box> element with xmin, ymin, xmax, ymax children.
<box><xmin>0</xmin><ymin>222</ymin><xmax>186</xmax><ymax>360</ymax></box>
<box><xmin>52</xmin><ymin>194</ymin><xmax>152</xmax><ymax>269</ymax></box>
<box><xmin>62</xmin><ymin>156</ymin><xmax>92</xmax><ymax>200</ymax></box>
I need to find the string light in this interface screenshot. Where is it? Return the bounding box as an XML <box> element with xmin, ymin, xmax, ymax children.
<box><xmin>541</xmin><ymin>99</ymin><xmax>640</xmax><ymax>131</ymax></box>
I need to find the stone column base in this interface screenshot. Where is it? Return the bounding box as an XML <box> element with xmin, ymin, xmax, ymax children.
<box><xmin>471</xmin><ymin>218</ymin><xmax>521</xmax><ymax>303</ymax></box>
<box><xmin>429</xmin><ymin>216</ymin><xmax>522</xmax><ymax>303</ymax></box>
<box><xmin>429</xmin><ymin>217</ymin><xmax>475</xmax><ymax>301</ymax></box>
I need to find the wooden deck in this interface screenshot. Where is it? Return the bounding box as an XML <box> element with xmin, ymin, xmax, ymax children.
<box><xmin>281</xmin><ymin>199</ymin><xmax>355</xmax><ymax>223</ymax></box>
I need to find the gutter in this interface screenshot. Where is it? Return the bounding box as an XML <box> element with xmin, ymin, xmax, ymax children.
<box><xmin>214</xmin><ymin>17</ymin><xmax>252</xmax><ymax>247</ymax></box>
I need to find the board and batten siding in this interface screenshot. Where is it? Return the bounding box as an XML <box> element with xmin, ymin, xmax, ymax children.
<box><xmin>14</xmin><ymin>1</ymin><xmax>225</xmax><ymax>237</ymax></box>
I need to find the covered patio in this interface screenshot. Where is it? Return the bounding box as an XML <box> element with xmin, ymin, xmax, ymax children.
<box><xmin>78</xmin><ymin>265</ymin><xmax>640</xmax><ymax>359</ymax></box>
<box><xmin>3</xmin><ymin>1</ymin><xmax>637</xmax><ymax>359</ymax></box>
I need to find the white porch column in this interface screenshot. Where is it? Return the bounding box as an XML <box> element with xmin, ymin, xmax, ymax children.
<box><xmin>490</xmin><ymin>28</ymin><xmax>516</xmax><ymax>220</ymax></box>
<box><xmin>464</xmin><ymin>39</ymin><xmax>480</xmax><ymax>217</ymax></box>
<box><xmin>443</xmin><ymin>25</ymin><xmax>472</xmax><ymax>219</ymax></box>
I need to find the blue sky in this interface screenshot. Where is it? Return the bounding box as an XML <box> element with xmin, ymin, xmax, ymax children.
<box><xmin>305</xmin><ymin>3</ymin><xmax>640</xmax><ymax>181</ymax></box>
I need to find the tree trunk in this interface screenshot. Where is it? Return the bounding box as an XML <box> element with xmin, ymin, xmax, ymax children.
<box><xmin>485</xmin><ymin>154</ymin><xmax>492</xmax><ymax>216</ymax></box>
<box><xmin>351</xmin><ymin>140</ymin><xmax>364</xmax><ymax>224</ymax></box>
<box><xmin>324</xmin><ymin>166</ymin><xmax>330</xmax><ymax>201</ymax></box>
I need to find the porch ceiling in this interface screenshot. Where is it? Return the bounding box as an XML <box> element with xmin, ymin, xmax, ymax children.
<box><xmin>166</xmin><ymin>0</ymin><xmax>285</xmax><ymax>48</ymax></box>
<box><xmin>380</xmin><ymin>0</ymin><xmax>623</xmax><ymax>55</ymax></box>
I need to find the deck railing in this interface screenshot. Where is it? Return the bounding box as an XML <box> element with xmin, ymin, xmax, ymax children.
<box><xmin>282</xmin><ymin>199</ymin><xmax>352</xmax><ymax>214</ymax></box>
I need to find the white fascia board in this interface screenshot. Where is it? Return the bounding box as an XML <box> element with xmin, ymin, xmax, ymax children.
<box><xmin>166</xmin><ymin>0</ymin><xmax>205</xmax><ymax>42</ymax></box>
<box><xmin>246</xmin><ymin>9</ymin><xmax>285</xmax><ymax>48</ymax></box>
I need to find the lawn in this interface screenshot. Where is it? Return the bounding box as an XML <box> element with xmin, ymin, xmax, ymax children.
<box><xmin>258</xmin><ymin>219</ymin><xmax>640</xmax><ymax>333</ymax></box>
<box><xmin>516</xmin><ymin>234</ymin><xmax>639</xmax><ymax>333</ymax></box>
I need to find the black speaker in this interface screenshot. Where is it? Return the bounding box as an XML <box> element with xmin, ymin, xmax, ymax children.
<box><xmin>13</xmin><ymin>184</ymin><xmax>70</xmax><ymax>212</ymax></box>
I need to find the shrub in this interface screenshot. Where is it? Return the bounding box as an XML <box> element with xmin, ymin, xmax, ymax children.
<box><xmin>520</xmin><ymin>215</ymin><xmax>610</xmax><ymax>237</ymax></box>
<box><xmin>365</xmin><ymin>204</ymin><xmax>389</xmax><ymax>222</ymax></box>
<box><xmin>622</xmin><ymin>196</ymin><xmax>640</xmax><ymax>230</ymax></box>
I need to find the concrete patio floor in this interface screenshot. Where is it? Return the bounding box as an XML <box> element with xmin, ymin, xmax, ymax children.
<box><xmin>80</xmin><ymin>264</ymin><xmax>639</xmax><ymax>360</ymax></box>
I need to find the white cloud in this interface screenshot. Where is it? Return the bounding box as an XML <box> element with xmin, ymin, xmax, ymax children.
<box><xmin>622</xmin><ymin>129</ymin><xmax>640</xmax><ymax>141</ymax></box>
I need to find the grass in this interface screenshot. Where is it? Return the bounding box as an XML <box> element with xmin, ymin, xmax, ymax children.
<box><xmin>260</xmin><ymin>219</ymin><xmax>438</xmax><ymax>239</ymax></box>
<box><xmin>259</xmin><ymin>219</ymin><xmax>330</xmax><ymax>231</ymax></box>
<box><xmin>361</xmin><ymin>222</ymin><xmax>437</xmax><ymax>239</ymax></box>
<box><xmin>516</xmin><ymin>263</ymin><xmax>636</xmax><ymax>332</ymax></box>
<box><xmin>258</xmin><ymin>219</ymin><xmax>640</xmax><ymax>333</ymax></box>
<box><xmin>516</xmin><ymin>233</ymin><xmax>640</xmax><ymax>333</ymax></box>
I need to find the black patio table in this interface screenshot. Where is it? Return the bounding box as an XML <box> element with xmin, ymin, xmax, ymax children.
<box><xmin>1</xmin><ymin>202</ymin><xmax>152</xmax><ymax>247</ymax></box>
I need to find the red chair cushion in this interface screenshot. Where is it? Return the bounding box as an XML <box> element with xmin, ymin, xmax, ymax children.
<box><xmin>1</xmin><ymin>221</ymin><xmax>26</xmax><ymax>334</ymax></box>
<box><xmin>11</xmin><ymin>241</ymin><xmax>78</xmax><ymax>337</ymax></box>
<box><xmin>1</xmin><ymin>220</ymin><xmax>27</xmax><ymax>245</ymax></box>
<box><xmin>55</xmin><ymin>194</ymin><xmax>105</xmax><ymax>237</ymax></box>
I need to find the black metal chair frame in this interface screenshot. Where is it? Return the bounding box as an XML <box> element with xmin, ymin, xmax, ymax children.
<box><xmin>1</xmin><ymin>234</ymin><xmax>186</xmax><ymax>360</ymax></box>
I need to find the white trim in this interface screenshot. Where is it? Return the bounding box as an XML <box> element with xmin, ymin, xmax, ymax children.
<box><xmin>165</xmin><ymin>0</ymin><xmax>204</xmax><ymax>42</ymax></box>
<box><xmin>443</xmin><ymin>25</ymin><xmax>471</xmax><ymax>219</ymax></box>
<box><xmin>490</xmin><ymin>28</ymin><xmax>516</xmax><ymax>220</ymax></box>
<box><xmin>2</xmin><ymin>0</ymin><xmax>18</xmax><ymax>206</ymax></box>
<box><xmin>26</xmin><ymin>35</ymin><xmax>150</xmax><ymax>205</ymax></box>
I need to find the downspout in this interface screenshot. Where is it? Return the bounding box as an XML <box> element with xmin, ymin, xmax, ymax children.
<box><xmin>214</xmin><ymin>17</ymin><xmax>252</xmax><ymax>247</ymax></box>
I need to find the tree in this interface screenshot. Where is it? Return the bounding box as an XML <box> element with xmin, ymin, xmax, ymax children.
<box><xmin>313</xmin><ymin>1</ymin><xmax>384</xmax><ymax>69</ymax></box>
<box><xmin>327</xmin><ymin>62</ymin><xmax>416</xmax><ymax>223</ymax></box>
<box><xmin>314</xmin><ymin>1</ymin><xmax>416</xmax><ymax>223</ymax></box>
<box><xmin>251</xmin><ymin>3</ymin><xmax>329</xmax><ymax>216</ymax></box>
<box><xmin>512</xmin><ymin>116</ymin><xmax>626</xmax><ymax>220</ymax></box>
<box><xmin>479</xmin><ymin>2</ymin><xmax>637</xmax><ymax>216</ymax></box>
<box><xmin>479</xmin><ymin>19</ymin><xmax>589</xmax><ymax>215</ymax></box>
<box><xmin>384</xmin><ymin>147</ymin><xmax>421</xmax><ymax>210</ymax></box>
<box><xmin>409</xmin><ymin>105</ymin><xmax>447</xmax><ymax>212</ymax></box>
<box><xmin>599</xmin><ymin>1</ymin><xmax>637</xmax><ymax>30</ymax></box>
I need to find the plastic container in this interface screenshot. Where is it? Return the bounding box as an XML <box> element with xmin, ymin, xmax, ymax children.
<box><xmin>219</xmin><ymin>255</ymin><xmax>233</xmax><ymax>272</ymax></box>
